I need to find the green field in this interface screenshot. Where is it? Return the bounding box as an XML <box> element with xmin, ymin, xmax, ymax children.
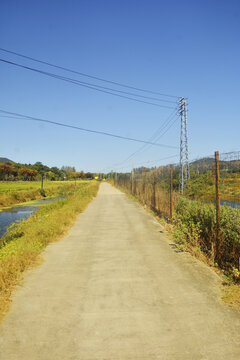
<box><xmin>0</xmin><ymin>180</ymin><xmax>89</xmax><ymax>208</ymax></box>
<box><xmin>0</xmin><ymin>180</ymin><xmax>85</xmax><ymax>193</ymax></box>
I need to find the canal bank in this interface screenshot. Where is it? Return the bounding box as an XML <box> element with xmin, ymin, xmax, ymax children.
<box><xmin>0</xmin><ymin>181</ymin><xmax>100</xmax><ymax>321</ymax></box>
<box><xmin>0</xmin><ymin>197</ymin><xmax>64</xmax><ymax>238</ymax></box>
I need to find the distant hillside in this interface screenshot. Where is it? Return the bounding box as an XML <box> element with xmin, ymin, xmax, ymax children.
<box><xmin>0</xmin><ymin>157</ymin><xmax>13</xmax><ymax>164</ymax></box>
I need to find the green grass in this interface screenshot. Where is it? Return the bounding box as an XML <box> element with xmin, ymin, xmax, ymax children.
<box><xmin>0</xmin><ymin>181</ymin><xmax>99</xmax><ymax>322</ymax></box>
<box><xmin>0</xmin><ymin>180</ymin><xmax>86</xmax><ymax>193</ymax></box>
<box><xmin>0</xmin><ymin>180</ymin><xmax>89</xmax><ymax>208</ymax></box>
<box><xmin>184</xmin><ymin>173</ymin><xmax>240</xmax><ymax>202</ymax></box>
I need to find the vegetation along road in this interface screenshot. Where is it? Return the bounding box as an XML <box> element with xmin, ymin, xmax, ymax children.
<box><xmin>0</xmin><ymin>182</ymin><xmax>240</xmax><ymax>360</ymax></box>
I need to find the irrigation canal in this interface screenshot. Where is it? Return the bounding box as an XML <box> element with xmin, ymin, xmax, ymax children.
<box><xmin>0</xmin><ymin>197</ymin><xmax>64</xmax><ymax>238</ymax></box>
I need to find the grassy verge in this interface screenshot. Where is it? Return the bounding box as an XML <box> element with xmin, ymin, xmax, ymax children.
<box><xmin>0</xmin><ymin>180</ymin><xmax>87</xmax><ymax>208</ymax></box>
<box><xmin>172</xmin><ymin>197</ymin><xmax>240</xmax><ymax>307</ymax></box>
<box><xmin>0</xmin><ymin>181</ymin><xmax>99</xmax><ymax>321</ymax></box>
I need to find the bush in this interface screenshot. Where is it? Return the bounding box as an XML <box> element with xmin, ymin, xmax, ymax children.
<box><xmin>174</xmin><ymin>198</ymin><xmax>240</xmax><ymax>273</ymax></box>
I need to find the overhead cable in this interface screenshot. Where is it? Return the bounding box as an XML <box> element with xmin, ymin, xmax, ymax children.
<box><xmin>0</xmin><ymin>47</ymin><xmax>180</xmax><ymax>99</ymax></box>
<box><xmin>0</xmin><ymin>58</ymin><xmax>176</xmax><ymax>109</ymax></box>
<box><xmin>0</xmin><ymin>109</ymin><xmax>178</xmax><ymax>149</ymax></box>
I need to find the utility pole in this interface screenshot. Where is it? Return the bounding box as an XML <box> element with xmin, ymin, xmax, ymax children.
<box><xmin>179</xmin><ymin>97</ymin><xmax>190</xmax><ymax>193</ymax></box>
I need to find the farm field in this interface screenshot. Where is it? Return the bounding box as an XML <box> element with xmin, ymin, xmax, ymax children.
<box><xmin>0</xmin><ymin>180</ymin><xmax>89</xmax><ymax>208</ymax></box>
<box><xmin>0</xmin><ymin>180</ymin><xmax>86</xmax><ymax>193</ymax></box>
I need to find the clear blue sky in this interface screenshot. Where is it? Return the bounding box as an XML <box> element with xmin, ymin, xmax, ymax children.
<box><xmin>0</xmin><ymin>0</ymin><xmax>239</xmax><ymax>172</ymax></box>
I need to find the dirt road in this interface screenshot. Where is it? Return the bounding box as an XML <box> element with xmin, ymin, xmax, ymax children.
<box><xmin>0</xmin><ymin>183</ymin><xmax>239</xmax><ymax>359</ymax></box>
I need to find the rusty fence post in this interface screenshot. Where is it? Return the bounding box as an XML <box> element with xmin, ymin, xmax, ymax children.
<box><xmin>215</xmin><ymin>151</ymin><xmax>220</xmax><ymax>263</ymax></box>
<box><xmin>131</xmin><ymin>169</ymin><xmax>134</xmax><ymax>194</ymax></box>
<box><xmin>152</xmin><ymin>171</ymin><xmax>156</xmax><ymax>210</ymax></box>
<box><xmin>142</xmin><ymin>168</ymin><xmax>146</xmax><ymax>204</ymax></box>
<box><xmin>170</xmin><ymin>165</ymin><xmax>173</xmax><ymax>219</ymax></box>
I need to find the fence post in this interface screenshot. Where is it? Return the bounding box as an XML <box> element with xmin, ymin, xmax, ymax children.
<box><xmin>142</xmin><ymin>167</ymin><xmax>146</xmax><ymax>204</ymax></box>
<box><xmin>131</xmin><ymin>170</ymin><xmax>134</xmax><ymax>194</ymax></box>
<box><xmin>215</xmin><ymin>151</ymin><xmax>220</xmax><ymax>263</ymax></box>
<box><xmin>152</xmin><ymin>170</ymin><xmax>156</xmax><ymax>210</ymax></box>
<box><xmin>170</xmin><ymin>165</ymin><xmax>173</xmax><ymax>219</ymax></box>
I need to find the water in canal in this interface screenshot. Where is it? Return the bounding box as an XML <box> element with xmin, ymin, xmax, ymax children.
<box><xmin>220</xmin><ymin>200</ymin><xmax>240</xmax><ymax>209</ymax></box>
<box><xmin>0</xmin><ymin>198</ymin><xmax>64</xmax><ymax>238</ymax></box>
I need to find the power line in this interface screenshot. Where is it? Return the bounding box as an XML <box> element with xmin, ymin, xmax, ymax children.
<box><xmin>111</xmin><ymin>111</ymin><xmax>179</xmax><ymax>168</ymax></box>
<box><xmin>0</xmin><ymin>55</ymin><xmax>176</xmax><ymax>104</ymax></box>
<box><xmin>0</xmin><ymin>57</ymin><xmax>176</xmax><ymax>104</ymax></box>
<box><xmin>133</xmin><ymin>154</ymin><xmax>179</xmax><ymax>167</ymax></box>
<box><xmin>129</xmin><ymin>111</ymin><xmax>180</xmax><ymax>158</ymax></box>
<box><xmin>0</xmin><ymin>109</ymin><xmax>178</xmax><ymax>149</ymax></box>
<box><xmin>105</xmin><ymin>154</ymin><xmax>179</xmax><ymax>172</ymax></box>
<box><xmin>0</xmin><ymin>47</ymin><xmax>180</xmax><ymax>99</ymax></box>
<box><xmin>101</xmin><ymin>110</ymin><xmax>179</xmax><ymax>172</ymax></box>
<box><xmin>0</xmin><ymin>58</ymin><xmax>176</xmax><ymax>109</ymax></box>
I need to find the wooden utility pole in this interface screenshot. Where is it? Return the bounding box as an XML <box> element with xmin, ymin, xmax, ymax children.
<box><xmin>215</xmin><ymin>151</ymin><xmax>220</xmax><ymax>262</ymax></box>
<box><xmin>170</xmin><ymin>165</ymin><xmax>173</xmax><ymax>219</ymax></box>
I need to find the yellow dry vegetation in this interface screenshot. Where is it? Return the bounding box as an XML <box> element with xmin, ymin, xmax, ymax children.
<box><xmin>0</xmin><ymin>181</ymin><xmax>99</xmax><ymax>321</ymax></box>
<box><xmin>222</xmin><ymin>284</ymin><xmax>240</xmax><ymax>307</ymax></box>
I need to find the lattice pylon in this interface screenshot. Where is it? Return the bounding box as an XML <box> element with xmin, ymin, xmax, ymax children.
<box><xmin>179</xmin><ymin>97</ymin><xmax>190</xmax><ymax>193</ymax></box>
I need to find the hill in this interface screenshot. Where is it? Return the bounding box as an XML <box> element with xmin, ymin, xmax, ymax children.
<box><xmin>0</xmin><ymin>157</ymin><xmax>13</xmax><ymax>164</ymax></box>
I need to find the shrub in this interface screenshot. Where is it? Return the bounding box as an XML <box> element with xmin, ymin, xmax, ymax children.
<box><xmin>173</xmin><ymin>198</ymin><xmax>240</xmax><ymax>273</ymax></box>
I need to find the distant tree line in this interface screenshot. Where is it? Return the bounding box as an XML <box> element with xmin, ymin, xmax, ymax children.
<box><xmin>0</xmin><ymin>161</ymin><xmax>94</xmax><ymax>181</ymax></box>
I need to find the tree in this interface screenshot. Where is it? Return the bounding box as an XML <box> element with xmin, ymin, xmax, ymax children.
<box><xmin>61</xmin><ymin>166</ymin><xmax>76</xmax><ymax>174</ymax></box>
<box><xmin>28</xmin><ymin>169</ymin><xmax>38</xmax><ymax>180</ymax></box>
<box><xmin>0</xmin><ymin>163</ymin><xmax>15</xmax><ymax>180</ymax></box>
<box><xmin>47</xmin><ymin>171</ymin><xmax>56</xmax><ymax>181</ymax></box>
<box><xmin>33</xmin><ymin>162</ymin><xmax>49</xmax><ymax>175</ymax></box>
<box><xmin>85</xmin><ymin>172</ymin><xmax>93</xmax><ymax>179</ymax></box>
<box><xmin>51</xmin><ymin>167</ymin><xmax>64</xmax><ymax>180</ymax></box>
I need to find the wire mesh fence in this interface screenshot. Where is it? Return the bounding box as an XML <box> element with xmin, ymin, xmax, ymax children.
<box><xmin>115</xmin><ymin>166</ymin><xmax>179</xmax><ymax>219</ymax></box>
<box><xmin>185</xmin><ymin>151</ymin><xmax>240</xmax><ymax>208</ymax></box>
<box><xmin>114</xmin><ymin>150</ymin><xmax>240</xmax><ymax>216</ymax></box>
<box><xmin>112</xmin><ymin>150</ymin><xmax>240</xmax><ymax>271</ymax></box>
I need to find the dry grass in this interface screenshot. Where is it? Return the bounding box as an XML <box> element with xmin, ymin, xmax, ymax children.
<box><xmin>0</xmin><ymin>181</ymin><xmax>99</xmax><ymax>322</ymax></box>
<box><xmin>222</xmin><ymin>284</ymin><xmax>240</xmax><ymax>307</ymax></box>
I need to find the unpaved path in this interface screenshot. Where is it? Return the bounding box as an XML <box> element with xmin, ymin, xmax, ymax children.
<box><xmin>0</xmin><ymin>183</ymin><xmax>239</xmax><ymax>360</ymax></box>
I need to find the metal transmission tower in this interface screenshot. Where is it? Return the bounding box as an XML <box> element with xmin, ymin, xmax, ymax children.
<box><xmin>179</xmin><ymin>97</ymin><xmax>190</xmax><ymax>193</ymax></box>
